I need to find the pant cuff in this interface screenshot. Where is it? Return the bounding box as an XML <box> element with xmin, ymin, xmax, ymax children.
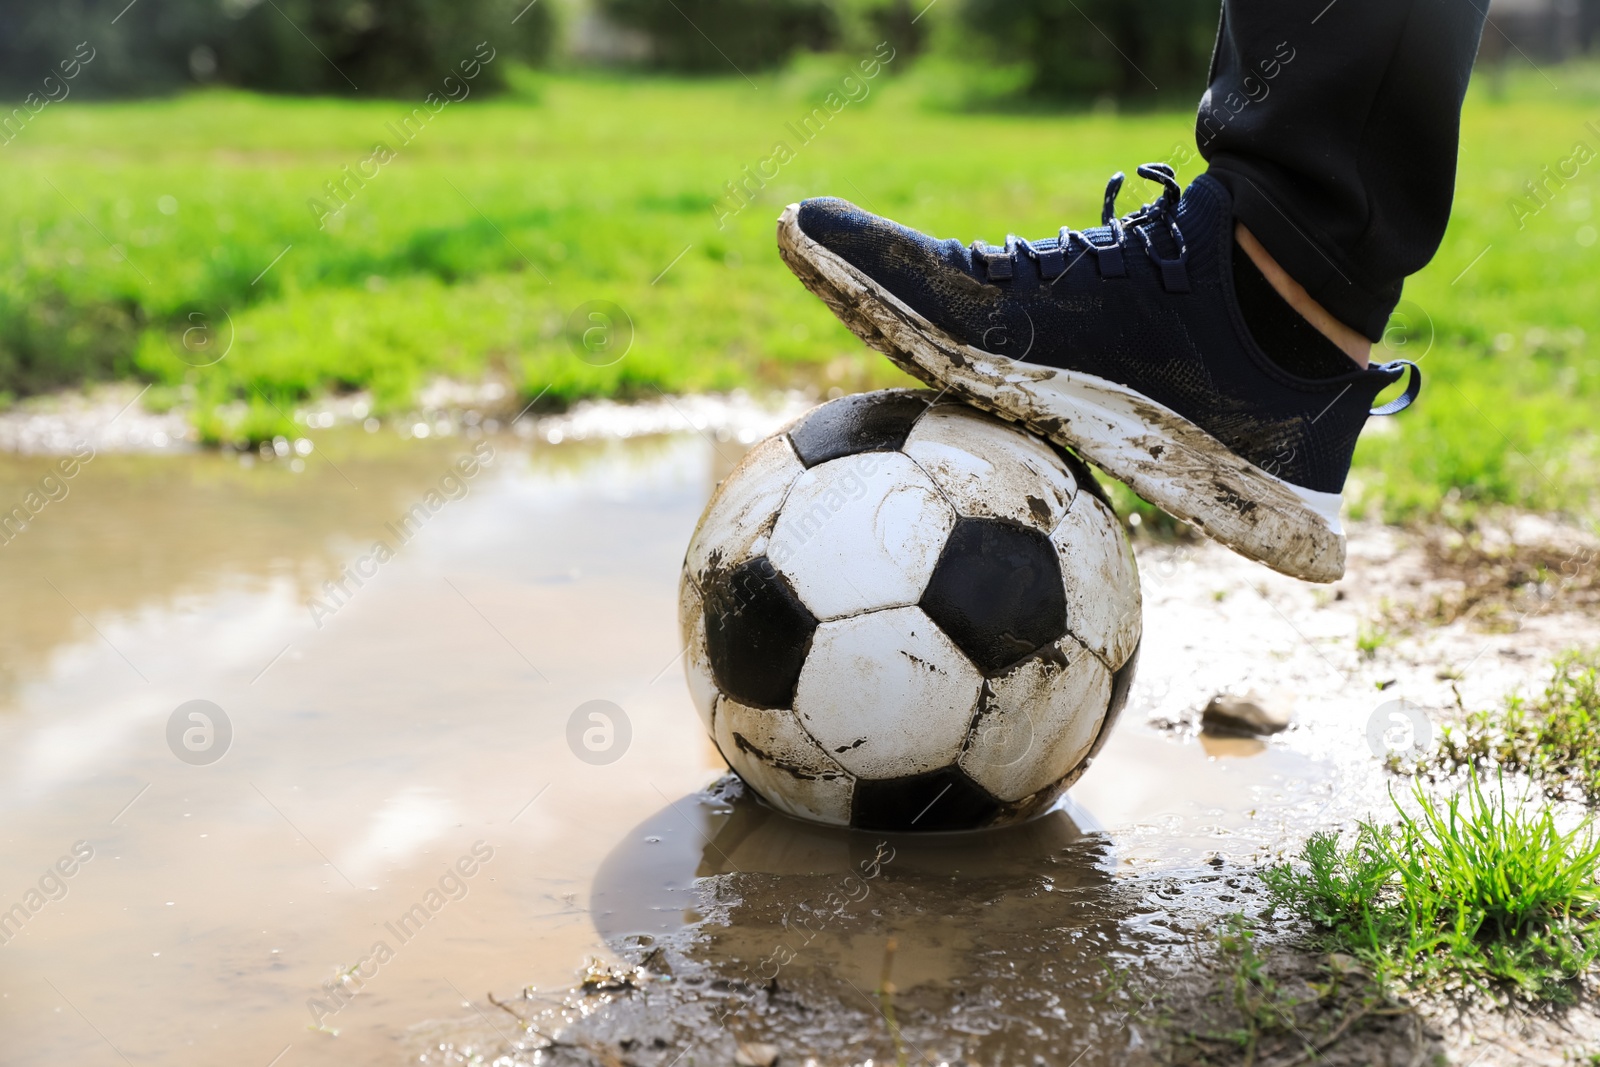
<box><xmin>1204</xmin><ymin>161</ymin><xmax>1400</xmax><ymax>343</ymax></box>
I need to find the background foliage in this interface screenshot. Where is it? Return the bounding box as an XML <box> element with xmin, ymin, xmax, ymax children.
<box><xmin>0</xmin><ymin>0</ymin><xmax>554</xmax><ymax>98</ymax></box>
<box><xmin>595</xmin><ymin>0</ymin><xmax>840</xmax><ymax>72</ymax></box>
<box><xmin>1</xmin><ymin>0</ymin><xmax>1213</xmax><ymax>98</ymax></box>
<box><xmin>959</xmin><ymin>0</ymin><xmax>1217</xmax><ymax>102</ymax></box>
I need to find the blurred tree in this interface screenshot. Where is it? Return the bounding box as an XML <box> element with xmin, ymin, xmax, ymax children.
<box><xmin>595</xmin><ymin>0</ymin><xmax>839</xmax><ymax>72</ymax></box>
<box><xmin>866</xmin><ymin>0</ymin><xmax>929</xmax><ymax>62</ymax></box>
<box><xmin>961</xmin><ymin>0</ymin><xmax>1217</xmax><ymax>102</ymax></box>
<box><xmin>0</xmin><ymin>0</ymin><xmax>555</xmax><ymax>98</ymax></box>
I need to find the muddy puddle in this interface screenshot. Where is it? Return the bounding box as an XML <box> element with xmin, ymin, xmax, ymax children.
<box><xmin>3</xmin><ymin>423</ymin><xmax>1595</xmax><ymax>1066</ymax></box>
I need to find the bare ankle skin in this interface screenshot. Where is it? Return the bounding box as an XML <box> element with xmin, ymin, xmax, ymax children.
<box><xmin>1235</xmin><ymin>223</ymin><xmax>1372</xmax><ymax>370</ymax></box>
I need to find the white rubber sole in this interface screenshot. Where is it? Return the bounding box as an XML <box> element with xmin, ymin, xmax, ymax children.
<box><xmin>777</xmin><ymin>204</ymin><xmax>1347</xmax><ymax>584</ymax></box>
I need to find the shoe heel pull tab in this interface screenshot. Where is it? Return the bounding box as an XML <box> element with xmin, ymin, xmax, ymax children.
<box><xmin>1370</xmin><ymin>359</ymin><xmax>1421</xmax><ymax>416</ymax></box>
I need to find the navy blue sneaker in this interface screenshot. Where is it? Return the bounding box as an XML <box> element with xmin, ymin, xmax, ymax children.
<box><xmin>777</xmin><ymin>164</ymin><xmax>1419</xmax><ymax>583</ymax></box>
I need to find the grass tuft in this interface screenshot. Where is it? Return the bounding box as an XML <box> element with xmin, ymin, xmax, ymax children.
<box><xmin>1212</xmin><ymin>914</ymin><xmax>1294</xmax><ymax>1051</ymax></box>
<box><xmin>1263</xmin><ymin>771</ymin><xmax>1600</xmax><ymax>1002</ymax></box>
<box><xmin>1356</xmin><ymin>621</ymin><xmax>1391</xmax><ymax>660</ymax></box>
<box><xmin>1435</xmin><ymin>649</ymin><xmax>1600</xmax><ymax>802</ymax></box>
<box><xmin>1181</xmin><ymin>914</ymin><xmax>1408</xmax><ymax>1065</ymax></box>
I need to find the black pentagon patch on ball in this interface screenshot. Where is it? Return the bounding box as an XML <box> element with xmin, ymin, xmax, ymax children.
<box><xmin>1084</xmin><ymin>640</ymin><xmax>1141</xmax><ymax>764</ymax></box>
<box><xmin>851</xmin><ymin>765</ymin><xmax>1001</xmax><ymax>832</ymax></box>
<box><xmin>702</xmin><ymin>556</ymin><xmax>818</xmax><ymax>709</ymax></box>
<box><xmin>919</xmin><ymin>517</ymin><xmax>1067</xmax><ymax>676</ymax></box>
<box><xmin>786</xmin><ymin>389</ymin><xmax>931</xmax><ymax>468</ymax></box>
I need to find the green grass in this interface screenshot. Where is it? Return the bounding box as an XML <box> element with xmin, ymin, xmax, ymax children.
<box><xmin>2</xmin><ymin>58</ymin><xmax>1599</xmax><ymax>519</ymax></box>
<box><xmin>1436</xmin><ymin>649</ymin><xmax>1600</xmax><ymax>802</ymax></box>
<box><xmin>1263</xmin><ymin>772</ymin><xmax>1600</xmax><ymax>1003</ymax></box>
<box><xmin>1195</xmin><ymin>915</ymin><xmax>1394</xmax><ymax>1063</ymax></box>
<box><xmin>1356</xmin><ymin>620</ymin><xmax>1391</xmax><ymax>660</ymax></box>
<box><xmin>1206</xmin><ymin>915</ymin><xmax>1303</xmax><ymax>1056</ymax></box>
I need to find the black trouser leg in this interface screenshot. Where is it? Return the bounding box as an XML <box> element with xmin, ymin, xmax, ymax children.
<box><xmin>1196</xmin><ymin>0</ymin><xmax>1488</xmax><ymax>342</ymax></box>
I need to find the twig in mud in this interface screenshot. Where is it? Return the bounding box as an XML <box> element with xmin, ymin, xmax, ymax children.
<box><xmin>1265</xmin><ymin>1004</ymin><xmax>1374</xmax><ymax>1067</ymax></box>
<box><xmin>514</xmin><ymin>1025</ymin><xmax>631</xmax><ymax>1067</ymax></box>
<box><xmin>877</xmin><ymin>936</ymin><xmax>909</xmax><ymax>1067</ymax></box>
<box><xmin>484</xmin><ymin>988</ymin><xmax>597</xmax><ymax>1056</ymax></box>
<box><xmin>487</xmin><ymin>990</ymin><xmax>528</xmax><ymax>1023</ymax></box>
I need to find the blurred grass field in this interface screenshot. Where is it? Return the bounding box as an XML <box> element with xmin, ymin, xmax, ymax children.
<box><xmin>1</xmin><ymin>58</ymin><xmax>1597</xmax><ymax>524</ymax></box>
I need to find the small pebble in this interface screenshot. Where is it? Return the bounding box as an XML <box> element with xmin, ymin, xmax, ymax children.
<box><xmin>1201</xmin><ymin>689</ymin><xmax>1291</xmax><ymax>736</ymax></box>
<box><xmin>735</xmin><ymin>1041</ymin><xmax>779</xmax><ymax>1066</ymax></box>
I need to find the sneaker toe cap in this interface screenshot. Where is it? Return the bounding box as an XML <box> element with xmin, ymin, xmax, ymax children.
<box><xmin>793</xmin><ymin>197</ymin><xmax>980</xmax><ymax>293</ymax></box>
<box><xmin>795</xmin><ymin>196</ymin><xmax>876</xmax><ymax>251</ymax></box>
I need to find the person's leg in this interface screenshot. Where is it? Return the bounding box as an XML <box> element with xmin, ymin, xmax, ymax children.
<box><xmin>1198</xmin><ymin>0</ymin><xmax>1488</xmax><ymax>344</ymax></box>
<box><xmin>775</xmin><ymin>0</ymin><xmax>1486</xmax><ymax>583</ymax></box>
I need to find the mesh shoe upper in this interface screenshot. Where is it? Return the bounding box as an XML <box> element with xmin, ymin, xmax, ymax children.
<box><xmin>795</xmin><ymin>173</ymin><xmax>1412</xmax><ymax>496</ymax></box>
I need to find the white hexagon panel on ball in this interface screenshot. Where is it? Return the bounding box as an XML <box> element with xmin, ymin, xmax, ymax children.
<box><xmin>684</xmin><ymin>433</ymin><xmax>806</xmax><ymax>588</ymax></box>
<box><xmin>677</xmin><ymin>569</ymin><xmax>718</xmax><ymax>733</ymax></box>
<box><xmin>959</xmin><ymin>634</ymin><xmax>1112</xmax><ymax>802</ymax></box>
<box><xmin>902</xmin><ymin>403</ymin><xmax>1080</xmax><ymax>531</ymax></box>
<box><xmin>1051</xmin><ymin>490</ymin><xmax>1142</xmax><ymax>670</ymax></box>
<box><xmin>794</xmin><ymin>605</ymin><xmax>983</xmax><ymax>780</ymax></box>
<box><xmin>713</xmin><ymin>695</ymin><xmax>856</xmax><ymax>826</ymax></box>
<box><xmin>768</xmin><ymin>451</ymin><xmax>955</xmax><ymax>621</ymax></box>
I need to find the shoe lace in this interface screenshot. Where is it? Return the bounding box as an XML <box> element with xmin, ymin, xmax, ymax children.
<box><xmin>971</xmin><ymin>162</ymin><xmax>1190</xmax><ymax>292</ymax></box>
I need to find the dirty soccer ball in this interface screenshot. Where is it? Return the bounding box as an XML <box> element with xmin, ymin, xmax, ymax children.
<box><xmin>678</xmin><ymin>389</ymin><xmax>1142</xmax><ymax>832</ymax></box>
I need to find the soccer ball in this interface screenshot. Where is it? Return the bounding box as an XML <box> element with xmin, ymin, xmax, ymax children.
<box><xmin>679</xmin><ymin>389</ymin><xmax>1142</xmax><ymax>832</ymax></box>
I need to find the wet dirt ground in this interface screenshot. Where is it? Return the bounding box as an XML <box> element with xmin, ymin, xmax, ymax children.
<box><xmin>2</xmin><ymin>406</ymin><xmax>1597</xmax><ymax>1066</ymax></box>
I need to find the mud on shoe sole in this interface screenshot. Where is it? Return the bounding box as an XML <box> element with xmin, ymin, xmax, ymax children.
<box><xmin>776</xmin><ymin>204</ymin><xmax>1347</xmax><ymax>584</ymax></box>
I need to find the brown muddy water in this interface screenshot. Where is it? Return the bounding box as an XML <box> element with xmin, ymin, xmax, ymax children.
<box><xmin>1</xmin><ymin>425</ymin><xmax>1565</xmax><ymax>1066</ymax></box>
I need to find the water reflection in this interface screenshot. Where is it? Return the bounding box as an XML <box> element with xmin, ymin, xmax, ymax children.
<box><xmin>594</xmin><ymin>777</ymin><xmax>1110</xmax><ymax>945</ymax></box>
<box><xmin>580</xmin><ymin>781</ymin><xmax>1149</xmax><ymax>1066</ymax></box>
